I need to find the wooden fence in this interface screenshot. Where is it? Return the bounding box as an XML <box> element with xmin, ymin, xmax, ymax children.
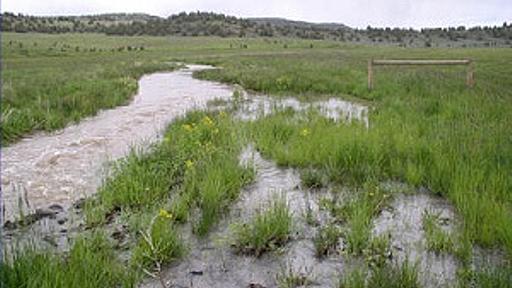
<box><xmin>367</xmin><ymin>59</ymin><xmax>475</xmax><ymax>90</ymax></box>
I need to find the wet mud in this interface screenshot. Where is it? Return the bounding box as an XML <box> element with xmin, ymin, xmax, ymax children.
<box><xmin>372</xmin><ymin>191</ymin><xmax>459</xmax><ymax>288</ymax></box>
<box><xmin>141</xmin><ymin>146</ymin><xmax>348</xmax><ymax>288</ymax></box>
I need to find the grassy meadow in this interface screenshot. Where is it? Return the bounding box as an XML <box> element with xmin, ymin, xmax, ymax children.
<box><xmin>2</xmin><ymin>32</ymin><xmax>512</xmax><ymax>287</ymax></box>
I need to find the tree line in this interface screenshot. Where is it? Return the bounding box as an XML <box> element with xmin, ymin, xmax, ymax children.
<box><xmin>2</xmin><ymin>12</ymin><xmax>511</xmax><ymax>47</ymax></box>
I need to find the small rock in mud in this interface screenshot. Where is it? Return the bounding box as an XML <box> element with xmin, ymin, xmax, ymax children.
<box><xmin>248</xmin><ymin>283</ymin><xmax>267</xmax><ymax>288</ymax></box>
<box><xmin>35</xmin><ymin>208</ymin><xmax>58</xmax><ymax>218</ymax></box>
<box><xmin>48</xmin><ymin>204</ymin><xmax>64</xmax><ymax>213</ymax></box>
<box><xmin>57</xmin><ymin>217</ymin><xmax>68</xmax><ymax>225</ymax></box>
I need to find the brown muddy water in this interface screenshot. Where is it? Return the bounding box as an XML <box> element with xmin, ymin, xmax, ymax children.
<box><xmin>1</xmin><ymin>65</ymin><xmax>233</xmax><ymax>224</ymax></box>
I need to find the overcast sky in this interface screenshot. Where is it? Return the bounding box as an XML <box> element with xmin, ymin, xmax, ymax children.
<box><xmin>3</xmin><ymin>0</ymin><xmax>511</xmax><ymax>28</ymax></box>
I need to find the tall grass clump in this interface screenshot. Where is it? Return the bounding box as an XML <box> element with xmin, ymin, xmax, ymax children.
<box><xmin>85</xmin><ymin>110</ymin><xmax>253</xmax><ymax>233</ymax></box>
<box><xmin>232</xmin><ymin>197</ymin><xmax>292</xmax><ymax>256</ymax></box>
<box><xmin>314</xmin><ymin>224</ymin><xmax>342</xmax><ymax>257</ymax></box>
<box><xmin>0</xmin><ymin>233</ymin><xmax>134</xmax><ymax>288</ymax></box>
<box><xmin>132</xmin><ymin>210</ymin><xmax>184</xmax><ymax>270</ymax></box>
<box><xmin>339</xmin><ymin>261</ymin><xmax>421</xmax><ymax>288</ymax></box>
<box><xmin>422</xmin><ymin>210</ymin><xmax>454</xmax><ymax>253</ymax></box>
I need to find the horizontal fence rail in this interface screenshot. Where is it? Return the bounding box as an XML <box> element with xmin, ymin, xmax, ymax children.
<box><xmin>368</xmin><ymin>59</ymin><xmax>475</xmax><ymax>90</ymax></box>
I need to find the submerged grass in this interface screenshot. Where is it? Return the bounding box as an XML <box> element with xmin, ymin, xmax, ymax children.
<box><xmin>247</xmin><ymin>101</ymin><xmax>512</xmax><ymax>256</ymax></box>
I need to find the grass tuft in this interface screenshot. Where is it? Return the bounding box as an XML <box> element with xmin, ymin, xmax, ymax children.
<box><xmin>0</xmin><ymin>232</ymin><xmax>135</xmax><ymax>288</ymax></box>
<box><xmin>422</xmin><ymin>210</ymin><xmax>454</xmax><ymax>254</ymax></box>
<box><xmin>232</xmin><ymin>197</ymin><xmax>292</xmax><ymax>256</ymax></box>
<box><xmin>314</xmin><ymin>224</ymin><xmax>342</xmax><ymax>257</ymax></box>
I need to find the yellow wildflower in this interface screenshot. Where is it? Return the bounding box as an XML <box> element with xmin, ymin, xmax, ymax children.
<box><xmin>300</xmin><ymin>128</ymin><xmax>310</xmax><ymax>137</ymax></box>
<box><xmin>158</xmin><ymin>209</ymin><xmax>172</xmax><ymax>219</ymax></box>
<box><xmin>185</xmin><ymin>159</ymin><xmax>194</xmax><ymax>169</ymax></box>
<box><xmin>219</xmin><ymin>111</ymin><xmax>227</xmax><ymax>118</ymax></box>
<box><xmin>182</xmin><ymin>124</ymin><xmax>194</xmax><ymax>132</ymax></box>
<box><xmin>202</xmin><ymin>116</ymin><xmax>214</xmax><ymax>127</ymax></box>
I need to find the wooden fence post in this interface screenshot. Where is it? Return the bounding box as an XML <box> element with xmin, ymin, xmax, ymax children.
<box><xmin>368</xmin><ymin>59</ymin><xmax>373</xmax><ymax>90</ymax></box>
<box><xmin>466</xmin><ymin>60</ymin><xmax>475</xmax><ymax>88</ymax></box>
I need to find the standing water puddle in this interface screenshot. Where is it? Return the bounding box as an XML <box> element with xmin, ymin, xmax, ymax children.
<box><xmin>235</xmin><ymin>93</ymin><xmax>369</xmax><ymax>127</ymax></box>
<box><xmin>1</xmin><ymin>65</ymin><xmax>234</xmax><ymax>224</ymax></box>
<box><xmin>372</xmin><ymin>191</ymin><xmax>459</xmax><ymax>288</ymax></box>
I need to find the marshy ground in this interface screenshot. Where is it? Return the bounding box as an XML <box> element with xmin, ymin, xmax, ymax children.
<box><xmin>1</xmin><ymin>33</ymin><xmax>511</xmax><ymax>287</ymax></box>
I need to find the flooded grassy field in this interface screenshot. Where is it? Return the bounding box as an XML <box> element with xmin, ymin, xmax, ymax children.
<box><xmin>1</xmin><ymin>33</ymin><xmax>511</xmax><ymax>287</ymax></box>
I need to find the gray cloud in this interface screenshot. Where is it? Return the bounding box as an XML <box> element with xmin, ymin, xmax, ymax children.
<box><xmin>3</xmin><ymin>0</ymin><xmax>511</xmax><ymax>28</ymax></box>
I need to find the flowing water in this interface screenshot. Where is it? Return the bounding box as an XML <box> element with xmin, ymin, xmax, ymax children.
<box><xmin>1</xmin><ymin>65</ymin><xmax>234</xmax><ymax>224</ymax></box>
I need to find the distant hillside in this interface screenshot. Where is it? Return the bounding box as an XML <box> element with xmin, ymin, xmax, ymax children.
<box><xmin>2</xmin><ymin>11</ymin><xmax>511</xmax><ymax>47</ymax></box>
<box><xmin>250</xmin><ymin>17</ymin><xmax>350</xmax><ymax>31</ymax></box>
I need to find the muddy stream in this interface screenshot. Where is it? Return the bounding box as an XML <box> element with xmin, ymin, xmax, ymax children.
<box><xmin>2</xmin><ymin>65</ymin><xmax>233</xmax><ymax>224</ymax></box>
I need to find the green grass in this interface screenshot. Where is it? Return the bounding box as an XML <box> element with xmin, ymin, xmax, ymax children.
<box><xmin>340</xmin><ymin>261</ymin><xmax>421</xmax><ymax>288</ymax></box>
<box><xmin>0</xmin><ymin>232</ymin><xmax>135</xmax><ymax>288</ymax></box>
<box><xmin>422</xmin><ymin>210</ymin><xmax>454</xmax><ymax>254</ymax></box>
<box><xmin>193</xmin><ymin>45</ymin><xmax>512</xmax><ymax>257</ymax></box>
<box><xmin>276</xmin><ymin>266</ymin><xmax>312</xmax><ymax>288</ymax></box>
<box><xmin>85</xmin><ymin>110</ymin><xmax>253</xmax><ymax>232</ymax></box>
<box><xmin>3</xmin><ymin>32</ymin><xmax>512</xmax><ymax>285</ymax></box>
<box><xmin>231</xmin><ymin>197</ymin><xmax>293</xmax><ymax>256</ymax></box>
<box><xmin>2</xmin><ymin>33</ymin><xmax>183</xmax><ymax>144</ymax></box>
<box><xmin>2</xmin><ymin>32</ymin><xmax>343</xmax><ymax>144</ymax></box>
<box><xmin>131</xmin><ymin>213</ymin><xmax>184</xmax><ymax>270</ymax></box>
<box><xmin>329</xmin><ymin>182</ymin><xmax>390</xmax><ymax>255</ymax></box>
<box><xmin>3</xmin><ymin>109</ymin><xmax>254</xmax><ymax>287</ymax></box>
<box><xmin>473</xmin><ymin>266</ymin><xmax>512</xmax><ymax>288</ymax></box>
<box><xmin>314</xmin><ymin>224</ymin><xmax>342</xmax><ymax>257</ymax></box>
<box><xmin>200</xmin><ymin>43</ymin><xmax>510</xmax><ymax>283</ymax></box>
